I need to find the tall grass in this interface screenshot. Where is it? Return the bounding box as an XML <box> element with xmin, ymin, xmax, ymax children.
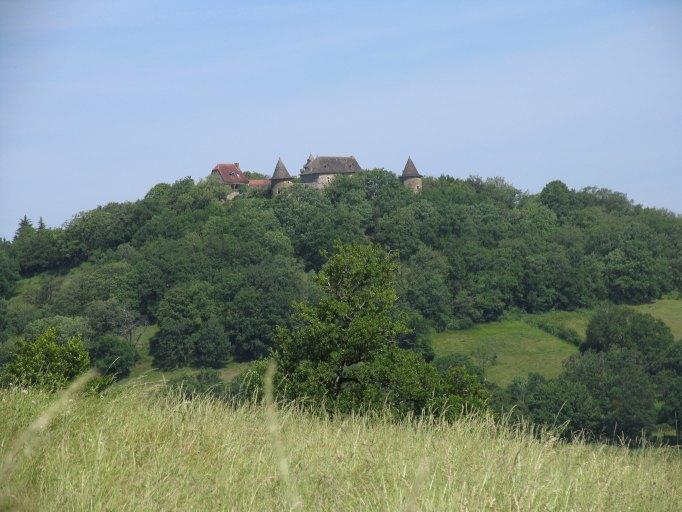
<box><xmin>1</xmin><ymin>382</ymin><xmax>680</xmax><ymax>511</ymax></box>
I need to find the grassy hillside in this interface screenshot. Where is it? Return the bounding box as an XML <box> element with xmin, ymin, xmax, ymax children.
<box><xmin>1</xmin><ymin>385</ymin><xmax>680</xmax><ymax>511</ymax></box>
<box><xmin>431</xmin><ymin>320</ymin><xmax>578</xmax><ymax>386</ymax></box>
<box><xmin>432</xmin><ymin>300</ymin><xmax>682</xmax><ymax>386</ymax></box>
<box><xmin>633</xmin><ymin>299</ymin><xmax>682</xmax><ymax>339</ymax></box>
<box><xmin>533</xmin><ymin>299</ymin><xmax>682</xmax><ymax>340</ymax></box>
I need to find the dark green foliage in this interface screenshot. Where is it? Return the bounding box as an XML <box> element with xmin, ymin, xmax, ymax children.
<box><xmin>0</xmin><ymin>339</ymin><xmax>18</xmax><ymax>370</ymax></box>
<box><xmin>603</xmin><ymin>243</ymin><xmax>663</xmax><ymax>303</ymax></box>
<box><xmin>23</xmin><ymin>315</ymin><xmax>93</xmax><ymax>345</ymax></box>
<box><xmin>500</xmin><ymin>306</ymin><xmax>680</xmax><ymax>441</ymax></box>
<box><xmin>50</xmin><ymin>261</ymin><xmax>138</xmax><ymax>317</ymax></box>
<box><xmin>168</xmin><ymin>369</ymin><xmax>231</xmax><ymax>400</ymax></box>
<box><xmin>85</xmin><ymin>298</ymin><xmax>141</xmax><ymax>340</ymax></box>
<box><xmin>432</xmin><ymin>353</ymin><xmax>485</xmax><ymax>384</ymax></box>
<box><xmin>12</xmin><ymin>216</ymin><xmax>78</xmax><ymax>275</ymax></box>
<box><xmin>87</xmin><ymin>335</ymin><xmax>138</xmax><ymax>378</ymax></box>
<box><xmin>397</xmin><ymin>246</ymin><xmax>453</xmax><ymax>330</ymax></box>
<box><xmin>149</xmin><ymin>282</ymin><xmax>223</xmax><ymax>368</ymax></box>
<box><xmin>562</xmin><ymin>350</ymin><xmax>657</xmax><ymax>439</ymax></box>
<box><xmin>273</xmin><ymin>185</ymin><xmax>366</xmax><ymax>269</ymax></box>
<box><xmin>538</xmin><ymin>180</ymin><xmax>576</xmax><ymax>220</ymax></box>
<box><xmin>529</xmin><ymin>318</ymin><xmax>582</xmax><ymax>346</ymax></box>
<box><xmin>0</xmin><ymin>327</ymin><xmax>90</xmax><ymax>390</ymax></box>
<box><xmin>190</xmin><ymin>318</ymin><xmax>230</xmax><ymax>368</ymax></box>
<box><xmin>220</xmin><ymin>255</ymin><xmax>310</xmax><ymax>361</ymax></box>
<box><xmin>497</xmin><ymin>351</ymin><xmax>657</xmax><ymax>442</ymax></box>
<box><xmin>2</xmin><ymin>173</ymin><xmax>680</xmax><ymax>386</ymax></box>
<box><xmin>657</xmin><ymin>371</ymin><xmax>681</xmax><ymax>431</ymax></box>
<box><xmin>0</xmin><ymin>298</ymin><xmax>7</xmax><ymax>335</ymax></box>
<box><xmin>0</xmin><ymin>243</ymin><xmax>20</xmax><ymax>299</ymax></box>
<box><xmin>276</xmin><ymin>243</ymin><xmax>408</xmax><ymax>373</ymax></box>
<box><xmin>272</xmin><ymin>243</ymin><xmax>488</xmax><ymax>417</ymax></box>
<box><xmin>497</xmin><ymin>373</ymin><xmax>602</xmax><ymax>440</ymax></box>
<box><xmin>582</xmin><ymin>305</ymin><xmax>674</xmax><ymax>372</ymax></box>
<box><xmin>3</xmin><ymin>300</ymin><xmax>41</xmax><ymax>337</ymax></box>
<box><xmin>396</xmin><ymin>310</ymin><xmax>435</xmax><ymax>362</ymax></box>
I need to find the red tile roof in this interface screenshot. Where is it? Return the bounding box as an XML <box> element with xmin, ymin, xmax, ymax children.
<box><xmin>248</xmin><ymin>179</ymin><xmax>272</xmax><ymax>189</ymax></box>
<box><xmin>212</xmin><ymin>163</ymin><xmax>249</xmax><ymax>184</ymax></box>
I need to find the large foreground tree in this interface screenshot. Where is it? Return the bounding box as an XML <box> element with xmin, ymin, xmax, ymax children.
<box><xmin>271</xmin><ymin>243</ymin><xmax>488</xmax><ymax>417</ymax></box>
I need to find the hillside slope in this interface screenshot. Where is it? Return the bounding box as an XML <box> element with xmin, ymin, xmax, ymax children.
<box><xmin>432</xmin><ymin>320</ymin><xmax>578</xmax><ymax>386</ymax></box>
<box><xmin>432</xmin><ymin>299</ymin><xmax>682</xmax><ymax>386</ymax></box>
<box><xmin>1</xmin><ymin>385</ymin><xmax>680</xmax><ymax>511</ymax></box>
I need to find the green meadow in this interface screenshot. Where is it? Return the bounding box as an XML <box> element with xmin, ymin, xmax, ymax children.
<box><xmin>432</xmin><ymin>299</ymin><xmax>682</xmax><ymax>386</ymax></box>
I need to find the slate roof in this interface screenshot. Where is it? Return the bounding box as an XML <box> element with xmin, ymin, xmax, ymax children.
<box><xmin>401</xmin><ymin>157</ymin><xmax>422</xmax><ymax>179</ymax></box>
<box><xmin>212</xmin><ymin>163</ymin><xmax>249</xmax><ymax>184</ymax></box>
<box><xmin>301</xmin><ymin>155</ymin><xmax>361</xmax><ymax>175</ymax></box>
<box><xmin>271</xmin><ymin>158</ymin><xmax>292</xmax><ymax>181</ymax></box>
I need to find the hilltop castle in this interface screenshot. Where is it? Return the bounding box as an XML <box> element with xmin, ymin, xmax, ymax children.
<box><xmin>211</xmin><ymin>156</ymin><xmax>423</xmax><ymax>195</ymax></box>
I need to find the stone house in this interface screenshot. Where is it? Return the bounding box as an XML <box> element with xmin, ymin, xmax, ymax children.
<box><xmin>211</xmin><ymin>163</ymin><xmax>249</xmax><ymax>190</ymax></box>
<box><xmin>300</xmin><ymin>155</ymin><xmax>362</xmax><ymax>188</ymax></box>
<box><xmin>211</xmin><ymin>155</ymin><xmax>422</xmax><ymax>195</ymax></box>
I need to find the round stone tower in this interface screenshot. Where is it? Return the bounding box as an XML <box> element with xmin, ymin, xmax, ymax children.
<box><xmin>401</xmin><ymin>157</ymin><xmax>422</xmax><ymax>192</ymax></box>
<box><xmin>270</xmin><ymin>158</ymin><xmax>293</xmax><ymax>196</ymax></box>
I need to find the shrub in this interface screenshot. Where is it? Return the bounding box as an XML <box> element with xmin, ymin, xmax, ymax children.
<box><xmin>86</xmin><ymin>335</ymin><xmax>138</xmax><ymax>379</ymax></box>
<box><xmin>432</xmin><ymin>353</ymin><xmax>485</xmax><ymax>384</ymax></box>
<box><xmin>168</xmin><ymin>369</ymin><xmax>230</xmax><ymax>400</ymax></box>
<box><xmin>582</xmin><ymin>305</ymin><xmax>674</xmax><ymax>372</ymax></box>
<box><xmin>0</xmin><ymin>337</ymin><xmax>18</xmax><ymax>369</ymax></box>
<box><xmin>0</xmin><ymin>327</ymin><xmax>90</xmax><ymax>390</ymax></box>
<box><xmin>23</xmin><ymin>315</ymin><xmax>93</xmax><ymax>345</ymax></box>
<box><xmin>529</xmin><ymin>317</ymin><xmax>582</xmax><ymax>346</ymax></box>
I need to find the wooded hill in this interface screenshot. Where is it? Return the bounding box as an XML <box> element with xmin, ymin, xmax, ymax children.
<box><xmin>1</xmin><ymin>171</ymin><xmax>680</xmax><ymax>369</ymax></box>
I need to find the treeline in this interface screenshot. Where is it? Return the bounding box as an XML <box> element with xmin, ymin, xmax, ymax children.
<box><xmin>0</xmin><ymin>171</ymin><xmax>680</xmax><ymax>371</ymax></box>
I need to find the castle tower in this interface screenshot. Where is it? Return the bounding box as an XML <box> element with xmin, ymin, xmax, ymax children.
<box><xmin>401</xmin><ymin>157</ymin><xmax>422</xmax><ymax>192</ymax></box>
<box><xmin>270</xmin><ymin>157</ymin><xmax>293</xmax><ymax>195</ymax></box>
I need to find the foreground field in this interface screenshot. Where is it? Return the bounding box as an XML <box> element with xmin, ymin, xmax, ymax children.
<box><xmin>2</xmin><ymin>385</ymin><xmax>680</xmax><ymax>511</ymax></box>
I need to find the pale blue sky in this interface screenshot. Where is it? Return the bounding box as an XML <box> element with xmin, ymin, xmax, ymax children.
<box><xmin>1</xmin><ymin>0</ymin><xmax>680</xmax><ymax>238</ymax></box>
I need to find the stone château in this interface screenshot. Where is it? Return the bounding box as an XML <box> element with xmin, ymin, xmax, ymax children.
<box><xmin>211</xmin><ymin>155</ymin><xmax>423</xmax><ymax>195</ymax></box>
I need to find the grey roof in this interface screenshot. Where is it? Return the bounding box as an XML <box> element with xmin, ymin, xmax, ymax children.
<box><xmin>401</xmin><ymin>157</ymin><xmax>422</xmax><ymax>178</ymax></box>
<box><xmin>271</xmin><ymin>158</ymin><xmax>292</xmax><ymax>181</ymax></box>
<box><xmin>301</xmin><ymin>155</ymin><xmax>362</xmax><ymax>175</ymax></box>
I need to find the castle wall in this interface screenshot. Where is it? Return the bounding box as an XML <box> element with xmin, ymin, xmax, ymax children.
<box><xmin>271</xmin><ymin>180</ymin><xmax>293</xmax><ymax>196</ymax></box>
<box><xmin>403</xmin><ymin>177</ymin><xmax>422</xmax><ymax>192</ymax></box>
<box><xmin>315</xmin><ymin>174</ymin><xmax>336</xmax><ymax>187</ymax></box>
<box><xmin>301</xmin><ymin>173</ymin><xmax>337</xmax><ymax>189</ymax></box>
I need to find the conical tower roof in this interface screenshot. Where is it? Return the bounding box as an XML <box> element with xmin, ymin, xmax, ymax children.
<box><xmin>402</xmin><ymin>157</ymin><xmax>422</xmax><ymax>178</ymax></box>
<box><xmin>271</xmin><ymin>158</ymin><xmax>292</xmax><ymax>181</ymax></box>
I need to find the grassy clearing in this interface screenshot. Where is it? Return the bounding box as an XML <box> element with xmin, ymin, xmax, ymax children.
<box><xmin>1</xmin><ymin>384</ymin><xmax>680</xmax><ymax>511</ymax></box>
<box><xmin>532</xmin><ymin>299</ymin><xmax>682</xmax><ymax>340</ymax></box>
<box><xmin>433</xmin><ymin>300</ymin><xmax>682</xmax><ymax>386</ymax></box>
<box><xmin>531</xmin><ymin>309</ymin><xmax>592</xmax><ymax>338</ymax></box>
<box><xmin>633</xmin><ymin>299</ymin><xmax>682</xmax><ymax>339</ymax></box>
<box><xmin>431</xmin><ymin>320</ymin><xmax>577</xmax><ymax>386</ymax></box>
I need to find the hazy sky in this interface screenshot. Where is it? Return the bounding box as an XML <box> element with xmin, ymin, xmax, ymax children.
<box><xmin>1</xmin><ymin>0</ymin><xmax>681</xmax><ymax>239</ymax></box>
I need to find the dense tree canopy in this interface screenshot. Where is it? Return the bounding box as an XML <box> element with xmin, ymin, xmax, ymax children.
<box><xmin>0</xmin><ymin>172</ymin><xmax>679</xmax><ymax>385</ymax></box>
<box><xmin>270</xmin><ymin>243</ymin><xmax>488</xmax><ymax>416</ymax></box>
<box><xmin>496</xmin><ymin>306</ymin><xmax>681</xmax><ymax>441</ymax></box>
